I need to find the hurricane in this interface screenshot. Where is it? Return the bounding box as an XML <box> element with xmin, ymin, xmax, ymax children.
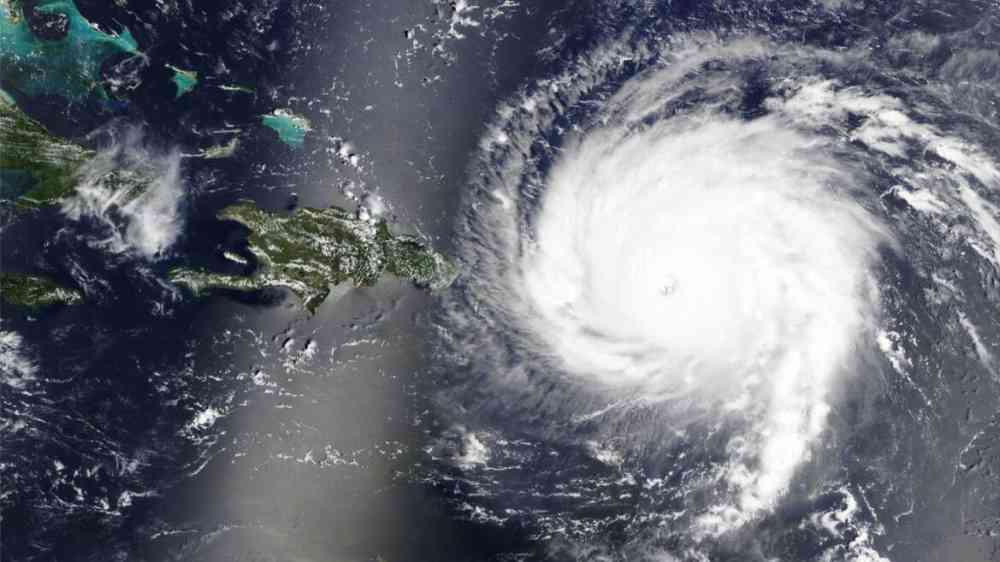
<box><xmin>433</xmin><ymin>29</ymin><xmax>1000</xmax><ymax>560</ymax></box>
<box><xmin>5</xmin><ymin>0</ymin><xmax>1000</xmax><ymax>560</ymax></box>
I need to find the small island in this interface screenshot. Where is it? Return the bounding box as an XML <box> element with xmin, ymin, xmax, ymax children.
<box><xmin>166</xmin><ymin>65</ymin><xmax>198</xmax><ymax>98</ymax></box>
<box><xmin>197</xmin><ymin>137</ymin><xmax>239</xmax><ymax>159</ymax></box>
<box><xmin>169</xmin><ymin>201</ymin><xmax>456</xmax><ymax>312</ymax></box>
<box><xmin>261</xmin><ymin>109</ymin><xmax>311</xmax><ymax>147</ymax></box>
<box><xmin>0</xmin><ymin>273</ymin><xmax>83</xmax><ymax>308</ymax></box>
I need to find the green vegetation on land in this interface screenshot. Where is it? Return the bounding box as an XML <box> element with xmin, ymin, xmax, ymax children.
<box><xmin>0</xmin><ymin>272</ymin><xmax>82</xmax><ymax>308</ymax></box>
<box><xmin>0</xmin><ymin>93</ymin><xmax>92</xmax><ymax>207</ymax></box>
<box><xmin>169</xmin><ymin>201</ymin><xmax>457</xmax><ymax>312</ymax></box>
<box><xmin>0</xmin><ymin>93</ymin><xmax>155</xmax><ymax>211</ymax></box>
<box><xmin>198</xmin><ymin>137</ymin><xmax>239</xmax><ymax>159</ymax></box>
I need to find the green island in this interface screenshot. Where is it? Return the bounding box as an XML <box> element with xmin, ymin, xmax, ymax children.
<box><xmin>169</xmin><ymin>201</ymin><xmax>457</xmax><ymax>312</ymax></box>
<box><xmin>0</xmin><ymin>272</ymin><xmax>82</xmax><ymax>308</ymax></box>
<box><xmin>0</xmin><ymin>91</ymin><xmax>92</xmax><ymax>207</ymax></box>
<box><xmin>198</xmin><ymin>137</ymin><xmax>239</xmax><ymax>159</ymax></box>
<box><xmin>166</xmin><ymin>65</ymin><xmax>198</xmax><ymax>98</ymax></box>
<box><xmin>1</xmin><ymin>0</ymin><xmax>139</xmax><ymax>101</ymax></box>
<box><xmin>261</xmin><ymin>109</ymin><xmax>311</xmax><ymax>147</ymax></box>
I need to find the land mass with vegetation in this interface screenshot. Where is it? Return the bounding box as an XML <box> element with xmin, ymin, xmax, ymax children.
<box><xmin>0</xmin><ymin>92</ymin><xmax>93</xmax><ymax>207</ymax></box>
<box><xmin>169</xmin><ymin>201</ymin><xmax>456</xmax><ymax>311</ymax></box>
<box><xmin>0</xmin><ymin>272</ymin><xmax>82</xmax><ymax>308</ymax></box>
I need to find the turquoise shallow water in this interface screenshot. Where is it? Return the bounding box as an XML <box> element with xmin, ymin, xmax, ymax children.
<box><xmin>0</xmin><ymin>0</ymin><xmax>139</xmax><ymax>100</ymax></box>
<box><xmin>261</xmin><ymin>111</ymin><xmax>310</xmax><ymax>147</ymax></box>
<box><xmin>6</xmin><ymin>0</ymin><xmax>1000</xmax><ymax>560</ymax></box>
<box><xmin>168</xmin><ymin>66</ymin><xmax>197</xmax><ymax>98</ymax></box>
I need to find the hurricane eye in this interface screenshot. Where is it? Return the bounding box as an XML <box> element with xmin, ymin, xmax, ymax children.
<box><xmin>439</xmin><ymin>31</ymin><xmax>1000</xmax><ymax>557</ymax></box>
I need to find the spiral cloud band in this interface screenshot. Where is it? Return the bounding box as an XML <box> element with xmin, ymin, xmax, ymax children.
<box><xmin>438</xmin><ymin>32</ymin><xmax>1000</xmax><ymax>556</ymax></box>
<box><xmin>523</xmin><ymin>107</ymin><xmax>889</xmax><ymax>526</ymax></box>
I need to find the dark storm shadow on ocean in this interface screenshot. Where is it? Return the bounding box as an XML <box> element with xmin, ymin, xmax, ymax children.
<box><xmin>141</xmin><ymin>1</ymin><xmax>580</xmax><ymax>561</ymax></box>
